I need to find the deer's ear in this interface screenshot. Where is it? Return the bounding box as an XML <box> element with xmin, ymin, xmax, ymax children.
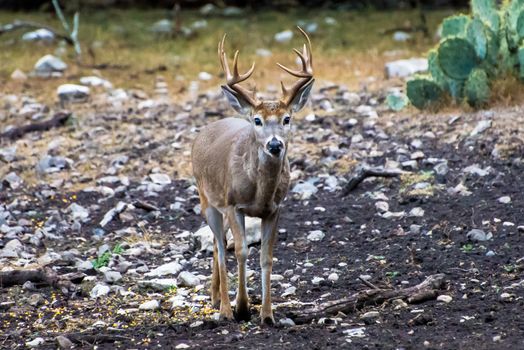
<box><xmin>221</xmin><ymin>86</ymin><xmax>252</xmax><ymax>115</ymax></box>
<box><xmin>289</xmin><ymin>79</ymin><xmax>314</xmax><ymax>113</ymax></box>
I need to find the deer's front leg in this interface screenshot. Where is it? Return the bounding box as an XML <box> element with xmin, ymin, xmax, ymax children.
<box><xmin>206</xmin><ymin>206</ymin><xmax>233</xmax><ymax>320</ymax></box>
<box><xmin>227</xmin><ymin>207</ymin><xmax>250</xmax><ymax>321</ymax></box>
<box><xmin>260</xmin><ymin>209</ymin><xmax>280</xmax><ymax>325</ymax></box>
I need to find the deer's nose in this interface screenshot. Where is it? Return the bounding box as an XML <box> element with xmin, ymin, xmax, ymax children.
<box><xmin>266</xmin><ymin>137</ymin><xmax>283</xmax><ymax>156</ymax></box>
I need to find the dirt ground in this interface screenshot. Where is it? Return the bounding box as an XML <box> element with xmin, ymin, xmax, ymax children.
<box><xmin>1</xmin><ymin>80</ymin><xmax>524</xmax><ymax>349</ymax></box>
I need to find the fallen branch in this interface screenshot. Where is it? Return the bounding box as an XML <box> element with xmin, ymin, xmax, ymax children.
<box><xmin>342</xmin><ymin>164</ymin><xmax>405</xmax><ymax>196</ymax></box>
<box><xmin>287</xmin><ymin>274</ymin><xmax>446</xmax><ymax>324</ymax></box>
<box><xmin>0</xmin><ymin>20</ymin><xmax>73</xmax><ymax>45</ymax></box>
<box><xmin>0</xmin><ymin>266</ymin><xmax>81</xmax><ymax>295</ymax></box>
<box><xmin>0</xmin><ymin>112</ymin><xmax>71</xmax><ymax>141</ymax></box>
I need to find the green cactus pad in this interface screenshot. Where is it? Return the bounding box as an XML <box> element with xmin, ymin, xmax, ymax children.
<box><xmin>441</xmin><ymin>14</ymin><xmax>470</xmax><ymax>38</ymax></box>
<box><xmin>406</xmin><ymin>76</ymin><xmax>443</xmax><ymax>109</ymax></box>
<box><xmin>467</xmin><ymin>17</ymin><xmax>488</xmax><ymax>60</ymax></box>
<box><xmin>517</xmin><ymin>11</ymin><xmax>524</xmax><ymax>39</ymax></box>
<box><xmin>464</xmin><ymin>68</ymin><xmax>490</xmax><ymax>107</ymax></box>
<box><xmin>471</xmin><ymin>0</ymin><xmax>500</xmax><ymax>32</ymax></box>
<box><xmin>518</xmin><ymin>46</ymin><xmax>524</xmax><ymax>79</ymax></box>
<box><xmin>437</xmin><ymin>37</ymin><xmax>479</xmax><ymax>79</ymax></box>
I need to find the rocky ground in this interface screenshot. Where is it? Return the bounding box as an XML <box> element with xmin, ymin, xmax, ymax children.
<box><xmin>1</xmin><ymin>79</ymin><xmax>524</xmax><ymax>349</ymax></box>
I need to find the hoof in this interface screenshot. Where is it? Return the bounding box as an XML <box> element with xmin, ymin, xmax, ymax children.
<box><xmin>261</xmin><ymin>315</ymin><xmax>275</xmax><ymax>326</ymax></box>
<box><xmin>219</xmin><ymin>312</ymin><xmax>234</xmax><ymax>321</ymax></box>
<box><xmin>234</xmin><ymin>304</ymin><xmax>251</xmax><ymax>322</ymax></box>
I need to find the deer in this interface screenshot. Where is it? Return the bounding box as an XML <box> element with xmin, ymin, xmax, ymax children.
<box><xmin>191</xmin><ymin>27</ymin><xmax>314</xmax><ymax>325</ymax></box>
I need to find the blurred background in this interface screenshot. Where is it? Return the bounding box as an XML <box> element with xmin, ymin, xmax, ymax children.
<box><xmin>0</xmin><ymin>1</ymin><xmax>467</xmax><ymax>101</ymax></box>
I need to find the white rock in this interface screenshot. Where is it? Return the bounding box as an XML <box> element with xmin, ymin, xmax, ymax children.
<box><xmin>11</xmin><ymin>69</ymin><xmax>27</xmax><ymax>81</ymax></box>
<box><xmin>470</xmin><ymin>120</ymin><xmax>492</xmax><ymax>137</ymax></box>
<box><xmin>198</xmin><ymin>72</ymin><xmax>213</xmax><ymax>81</ymax></box>
<box><xmin>139</xmin><ymin>278</ymin><xmax>177</xmax><ymax>291</ymax></box>
<box><xmin>256</xmin><ymin>48</ymin><xmax>272</xmax><ymax>57</ymax></box>
<box><xmin>307</xmin><ymin>230</ymin><xmax>325</xmax><ymax>242</ymax></box>
<box><xmin>23</xmin><ymin>28</ymin><xmax>55</xmax><ymax>42</ymax></box>
<box><xmin>409</xmin><ymin>207</ymin><xmax>425</xmax><ymax>217</ymax></box>
<box><xmin>361</xmin><ymin>311</ymin><xmax>380</xmax><ymax>320</ymax></box>
<box><xmin>437</xmin><ymin>295</ymin><xmax>452</xmax><ymax>303</ymax></box>
<box><xmin>385</xmin><ymin>58</ymin><xmax>428</xmax><ymax>79</ymax></box>
<box><xmin>175</xmin><ymin>344</ymin><xmax>190</xmax><ymax>349</ymax></box>
<box><xmin>375</xmin><ymin>201</ymin><xmax>389</xmax><ymax>213</ymax></box>
<box><xmin>145</xmin><ymin>262</ymin><xmax>183</xmax><ymax>277</ymax></box>
<box><xmin>177</xmin><ymin>271</ymin><xmax>200</xmax><ymax>287</ymax></box>
<box><xmin>57</xmin><ymin>84</ymin><xmax>90</xmax><ymax>102</ymax></box>
<box><xmin>151</xmin><ymin>19</ymin><xmax>173</xmax><ymax>33</ymax></box>
<box><xmin>104</xmin><ymin>270</ymin><xmax>122</xmax><ymax>283</ymax></box>
<box><xmin>274</xmin><ymin>30</ymin><xmax>293</xmax><ymax>43</ymax></box>
<box><xmin>498</xmin><ymin>196</ymin><xmax>511</xmax><ymax>204</ymax></box>
<box><xmin>194</xmin><ymin>217</ymin><xmax>261</xmax><ymax>253</ymax></box>
<box><xmin>149</xmin><ymin>173</ymin><xmax>171</xmax><ymax>185</ymax></box>
<box><xmin>328</xmin><ymin>273</ymin><xmax>339</xmax><ymax>282</ymax></box>
<box><xmin>67</xmin><ymin>203</ymin><xmax>90</xmax><ymax>222</ymax></box>
<box><xmin>80</xmin><ymin>76</ymin><xmax>113</xmax><ymax>89</ymax></box>
<box><xmin>90</xmin><ymin>284</ymin><xmax>110</xmax><ymax>298</ymax></box>
<box><xmin>26</xmin><ymin>337</ymin><xmax>45</xmax><ymax>348</ymax></box>
<box><xmin>34</xmin><ymin>54</ymin><xmax>67</xmax><ymax>75</ymax></box>
<box><xmin>139</xmin><ymin>300</ymin><xmax>160</xmax><ymax>310</ymax></box>
<box><xmin>312</xmin><ymin>276</ymin><xmax>324</xmax><ymax>285</ymax></box>
<box><xmin>291</xmin><ymin>181</ymin><xmax>318</xmax><ymax>200</ymax></box>
<box><xmin>279</xmin><ymin>318</ymin><xmax>296</xmax><ymax>326</ymax></box>
<box><xmin>393</xmin><ymin>31</ymin><xmax>411</xmax><ymax>41</ymax></box>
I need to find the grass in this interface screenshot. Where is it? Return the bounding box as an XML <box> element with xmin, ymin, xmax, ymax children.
<box><xmin>91</xmin><ymin>243</ymin><xmax>125</xmax><ymax>269</ymax></box>
<box><xmin>0</xmin><ymin>8</ymin><xmax>453</xmax><ymax>101</ymax></box>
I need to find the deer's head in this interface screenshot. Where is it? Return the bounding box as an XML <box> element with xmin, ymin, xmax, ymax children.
<box><xmin>218</xmin><ymin>27</ymin><xmax>314</xmax><ymax>158</ymax></box>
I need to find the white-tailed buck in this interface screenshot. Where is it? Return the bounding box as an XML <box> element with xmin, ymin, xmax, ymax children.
<box><xmin>191</xmin><ymin>27</ymin><xmax>314</xmax><ymax>325</ymax></box>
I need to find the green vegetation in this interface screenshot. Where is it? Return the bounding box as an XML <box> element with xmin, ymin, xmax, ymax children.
<box><xmin>92</xmin><ymin>243</ymin><xmax>125</xmax><ymax>269</ymax></box>
<box><xmin>408</xmin><ymin>0</ymin><xmax>524</xmax><ymax>109</ymax></box>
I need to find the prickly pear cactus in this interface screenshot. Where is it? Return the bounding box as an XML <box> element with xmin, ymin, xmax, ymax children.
<box><xmin>406</xmin><ymin>0</ymin><xmax>524</xmax><ymax>109</ymax></box>
<box><xmin>441</xmin><ymin>14</ymin><xmax>470</xmax><ymax>38</ymax></box>
<box><xmin>464</xmin><ymin>68</ymin><xmax>490</xmax><ymax>107</ymax></box>
<box><xmin>406</xmin><ymin>76</ymin><xmax>443</xmax><ymax>109</ymax></box>
<box><xmin>437</xmin><ymin>37</ymin><xmax>478</xmax><ymax>79</ymax></box>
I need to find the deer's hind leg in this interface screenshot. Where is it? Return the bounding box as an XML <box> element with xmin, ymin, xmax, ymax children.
<box><xmin>206</xmin><ymin>206</ymin><xmax>233</xmax><ymax>320</ymax></box>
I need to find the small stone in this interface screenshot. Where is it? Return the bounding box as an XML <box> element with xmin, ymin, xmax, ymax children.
<box><xmin>34</xmin><ymin>54</ymin><xmax>67</xmax><ymax>76</ymax></box>
<box><xmin>360</xmin><ymin>311</ymin><xmax>380</xmax><ymax>320</ymax></box>
<box><xmin>26</xmin><ymin>337</ymin><xmax>45</xmax><ymax>348</ymax></box>
<box><xmin>279</xmin><ymin>318</ymin><xmax>296</xmax><ymax>327</ymax></box>
<box><xmin>467</xmin><ymin>229</ymin><xmax>492</xmax><ymax>242</ymax></box>
<box><xmin>500</xmin><ymin>292</ymin><xmax>512</xmax><ymax>301</ymax></box>
<box><xmin>410</xmin><ymin>224</ymin><xmax>422</xmax><ymax>234</ymax></box>
<box><xmin>198</xmin><ymin>72</ymin><xmax>213</xmax><ymax>81</ymax></box>
<box><xmin>151</xmin><ymin>19</ymin><xmax>173</xmax><ymax>33</ymax></box>
<box><xmin>291</xmin><ymin>181</ymin><xmax>318</xmax><ymax>200</ymax></box>
<box><xmin>90</xmin><ymin>283</ymin><xmax>110</xmax><ymax>298</ymax></box>
<box><xmin>22</xmin><ymin>28</ymin><xmax>54</xmax><ymax>42</ymax></box>
<box><xmin>3</xmin><ymin>172</ymin><xmax>22</xmax><ymax>189</ymax></box>
<box><xmin>28</xmin><ymin>293</ymin><xmax>44</xmax><ymax>307</ymax></box>
<box><xmin>385</xmin><ymin>58</ymin><xmax>428</xmax><ymax>79</ymax></box>
<box><xmin>55</xmin><ymin>336</ymin><xmax>73</xmax><ymax>349</ymax></box>
<box><xmin>393</xmin><ymin>31</ymin><xmax>411</xmax><ymax>41</ymax></box>
<box><xmin>470</xmin><ymin>120</ymin><xmax>492</xmax><ymax>137</ymax></box>
<box><xmin>410</xmin><ymin>151</ymin><xmax>425</xmax><ymax>160</ymax></box>
<box><xmin>139</xmin><ymin>278</ymin><xmax>177</xmax><ymax>291</ymax></box>
<box><xmin>104</xmin><ymin>271</ymin><xmax>122</xmax><ymax>284</ymax></box>
<box><xmin>328</xmin><ymin>273</ymin><xmax>339</xmax><ymax>282</ymax></box>
<box><xmin>486</xmin><ymin>250</ymin><xmax>496</xmax><ymax>257</ymax></box>
<box><xmin>409</xmin><ymin>207</ymin><xmax>425</xmax><ymax>217</ymax></box>
<box><xmin>11</xmin><ymin>69</ymin><xmax>27</xmax><ymax>81</ymax></box>
<box><xmin>498</xmin><ymin>196</ymin><xmax>511</xmax><ymax>204</ymax></box>
<box><xmin>434</xmin><ymin>162</ymin><xmax>449</xmax><ymax>176</ymax></box>
<box><xmin>375</xmin><ymin>201</ymin><xmax>389</xmax><ymax>213</ymax></box>
<box><xmin>175</xmin><ymin>344</ymin><xmax>190</xmax><ymax>349</ymax></box>
<box><xmin>437</xmin><ymin>295</ymin><xmax>452</xmax><ymax>303</ymax></box>
<box><xmin>139</xmin><ymin>299</ymin><xmax>160</xmax><ymax>310</ymax></box>
<box><xmin>67</xmin><ymin>203</ymin><xmax>90</xmax><ymax>222</ymax></box>
<box><xmin>311</xmin><ymin>276</ymin><xmax>324</xmax><ymax>285</ymax></box>
<box><xmin>80</xmin><ymin>76</ymin><xmax>112</xmax><ymax>89</ymax></box>
<box><xmin>307</xmin><ymin>230</ymin><xmax>325</xmax><ymax>242</ymax></box>
<box><xmin>145</xmin><ymin>262</ymin><xmax>183</xmax><ymax>277</ymax></box>
<box><xmin>149</xmin><ymin>173</ymin><xmax>171</xmax><ymax>185</ymax></box>
<box><xmin>274</xmin><ymin>30</ymin><xmax>293</xmax><ymax>43</ymax></box>
<box><xmin>177</xmin><ymin>271</ymin><xmax>200</xmax><ymax>287</ymax></box>
<box><xmin>57</xmin><ymin>84</ymin><xmax>90</xmax><ymax>103</ymax></box>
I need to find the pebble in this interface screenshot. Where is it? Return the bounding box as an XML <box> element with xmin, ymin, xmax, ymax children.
<box><xmin>139</xmin><ymin>300</ymin><xmax>160</xmax><ymax>310</ymax></box>
<box><xmin>279</xmin><ymin>318</ymin><xmax>296</xmax><ymax>326</ymax></box>
<box><xmin>26</xmin><ymin>337</ymin><xmax>45</xmax><ymax>348</ymax></box>
<box><xmin>177</xmin><ymin>271</ymin><xmax>200</xmax><ymax>287</ymax></box>
<box><xmin>55</xmin><ymin>336</ymin><xmax>73</xmax><ymax>349</ymax></box>
<box><xmin>307</xmin><ymin>230</ymin><xmax>325</xmax><ymax>241</ymax></box>
<box><xmin>328</xmin><ymin>273</ymin><xmax>339</xmax><ymax>282</ymax></box>
<box><xmin>139</xmin><ymin>278</ymin><xmax>177</xmax><ymax>291</ymax></box>
<box><xmin>498</xmin><ymin>196</ymin><xmax>511</xmax><ymax>204</ymax></box>
<box><xmin>104</xmin><ymin>271</ymin><xmax>123</xmax><ymax>283</ymax></box>
<box><xmin>175</xmin><ymin>344</ymin><xmax>190</xmax><ymax>349</ymax></box>
<box><xmin>291</xmin><ymin>181</ymin><xmax>318</xmax><ymax>200</ymax></box>
<box><xmin>90</xmin><ymin>284</ymin><xmax>110</xmax><ymax>298</ymax></box>
<box><xmin>360</xmin><ymin>311</ymin><xmax>380</xmax><ymax>320</ymax></box>
<box><xmin>500</xmin><ymin>293</ymin><xmax>512</xmax><ymax>301</ymax></box>
<box><xmin>384</xmin><ymin>58</ymin><xmax>427</xmax><ymax>79</ymax></box>
<box><xmin>375</xmin><ymin>201</ymin><xmax>389</xmax><ymax>213</ymax></box>
<box><xmin>274</xmin><ymin>30</ymin><xmax>293</xmax><ymax>43</ymax></box>
<box><xmin>149</xmin><ymin>173</ymin><xmax>171</xmax><ymax>185</ymax></box>
<box><xmin>145</xmin><ymin>261</ymin><xmax>183</xmax><ymax>277</ymax></box>
<box><xmin>470</xmin><ymin>119</ymin><xmax>492</xmax><ymax>137</ymax></box>
<box><xmin>437</xmin><ymin>295</ymin><xmax>452</xmax><ymax>303</ymax></box>
<box><xmin>311</xmin><ymin>276</ymin><xmax>324</xmax><ymax>285</ymax></box>
<box><xmin>57</xmin><ymin>84</ymin><xmax>90</xmax><ymax>103</ymax></box>
<box><xmin>409</xmin><ymin>207</ymin><xmax>425</xmax><ymax>217</ymax></box>
<box><xmin>34</xmin><ymin>54</ymin><xmax>67</xmax><ymax>76</ymax></box>
<box><xmin>467</xmin><ymin>229</ymin><xmax>492</xmax><ymax>242</ymax></box>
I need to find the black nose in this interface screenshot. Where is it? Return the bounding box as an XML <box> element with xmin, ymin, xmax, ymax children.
<box><xmin>267</xmin><ymin>138</ymin><xmax>283</xmax><ymax>155</ymax></box>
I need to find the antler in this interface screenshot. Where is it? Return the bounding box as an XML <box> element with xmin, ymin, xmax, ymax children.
<box><xmin>277</xmin><ymin>26</ymin><xmax>314</xmax><ymax>107</ymax></box>
<box><xmin>218</xmin><ymin>34</ymin><xmax>260</xmax><ymax>107</ymax></box>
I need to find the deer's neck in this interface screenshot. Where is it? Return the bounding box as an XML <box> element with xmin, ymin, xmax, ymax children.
<box><xmin>246</xmin><ymin>134</ymin><xmax>285</xmax><ymax>209</ymax></box>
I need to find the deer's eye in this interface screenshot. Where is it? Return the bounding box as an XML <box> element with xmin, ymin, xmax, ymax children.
<box><xmin>283</xmin><ymin>116</ymin><xmax>291</xmax><ymax>125</ymax></box>
<box><xmin>254</xmin><ymin>117</ymin><xmax>263</xmax><ymax>126</ymax></box>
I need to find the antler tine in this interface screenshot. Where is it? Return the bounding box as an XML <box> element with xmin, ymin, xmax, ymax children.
<box><xmin>218</xmin><ymin>34</ymin><xmax>260</xmax><ymax>107</ymax></box>
<box><xmin>277</xmin><ymin>26</ymin><xmax>314</xmax><ymax>106</ymax></box>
